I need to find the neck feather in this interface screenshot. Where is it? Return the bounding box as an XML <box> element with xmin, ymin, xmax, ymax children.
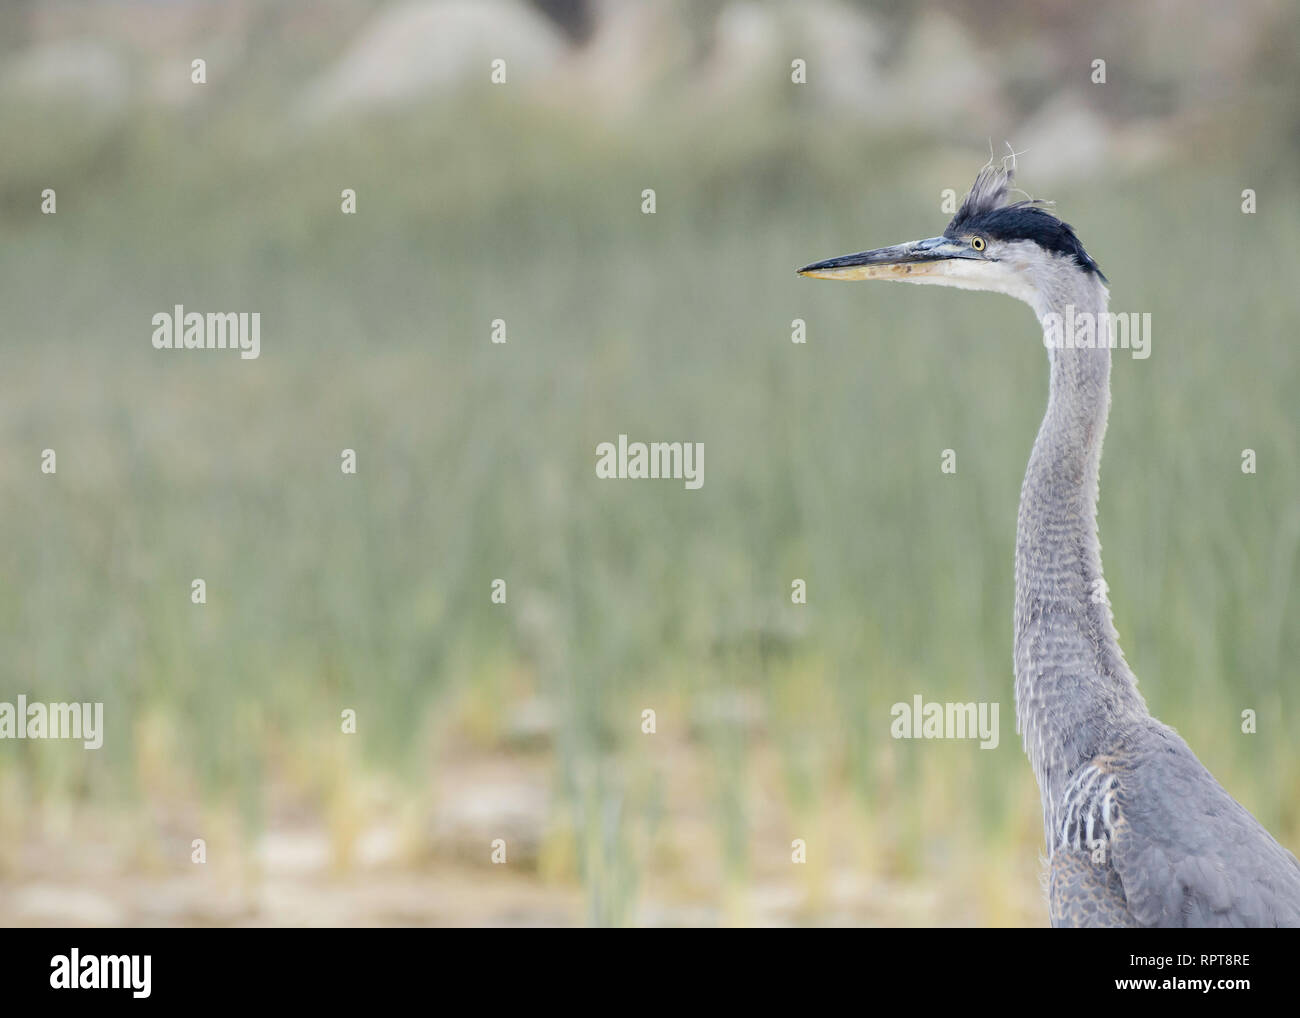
<box><xmin>1014</xmin><ymin>270</ymin><xmax>1147</xmax><ymax>815</ymax></box>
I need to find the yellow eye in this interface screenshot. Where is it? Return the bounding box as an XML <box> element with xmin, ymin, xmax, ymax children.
<box><xmin>971</xmin><ymin>236</ymin><xmax>986</xmax><ymax>251</ymax></box>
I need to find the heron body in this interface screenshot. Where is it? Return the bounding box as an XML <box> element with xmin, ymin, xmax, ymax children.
<box><xmin>799</xmin><ymin>160</ymin><xmax>1300</xmax><ymax>927</ymax></box>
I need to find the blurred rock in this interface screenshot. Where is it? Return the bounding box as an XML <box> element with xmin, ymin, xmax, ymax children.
<box><xmin>1</xmin><ymin>39</ymin><xmax>128</xmax><ymax>115</ymax></box>
<box><xmin>636</xmin><ymin>901</ymin><xmax>721</xmax><ymax>926</ymax></box>
<box><xmin>558</xmin><ymin>0</ymin><xmax>692</xmax><ymax>115</ymax></box>
<box><xmin>701</xmin><ymin>0</ymin><xmax>888</xmax><ymax>112</ymax></box>
<box><xmin>131</xmin><ymin>877</ymin><xmax>256</xmax><ymax>925</ymax></box>
<box><xmin>698</xmin><ymin>2</ymin><xmax>786</xmax><ymax>105</ymax></box>
<box><xmin>695</xmin><ymin>4</ymin><xmax>1005</xmax><ymax>132</ymax></box>
<box><xmin>296</xmin><ymin>0</ymin><xmax>568</xmax><ymax>123</ymax></box>
<box><xmin>791</xmin><ymin>0</ymin><xmax>889</xmax><ymax>113</ymax></box>
<box><xmin>688</xmin><ymin>688</ymin><xmax>765</xmax><ymax>735</ymax></box>
<box><xmin>503</xmin><ymin>694</ymin><xmax>556</xmax><ymax>749</ymax></box>
<box><xmin>10</xmin><ymin>884</ymin><xmax>124</xmax><ymax>926</ymax></box>
<box><xmin>879</xmin><ymin>11</ymin><xmax>1007</xmax><ymax>131</ymax></box>
<box><xmin>146</xmin><ymin>42</ymin><xmax>244</xmax><ymax>109</ymax></box>
<box><xmin>710</xmin><ymin>598</ymin><xmax>809</xmax><ymax>659</ymax></box>
<box><xmin>515</xmin><ymin>590</ymin><xmax>566</xmax><ymax>675</ymax></box>
<box><xmin>1015</xmin><ymin>93</ymin><xmax>1111</xmax><ymax>181</ymax></box>
<box><xmin>256</xmin><ymin>829</ymin><xmax>331</xmax><ymax>874</ymax></box>
<box><xmin>1015</xmin><ymin>92</ymin><xmax>1171</xmax><ymax>183</ymax></box>
<box><xmin>429</xmin><ymin>769</ymin><xmax>549</xmax><ymax>867</ymax></box>
<box><xmin>355</xmin><ymin>824</ymin><xmax>402</xmax><ymax>869</ymax></box>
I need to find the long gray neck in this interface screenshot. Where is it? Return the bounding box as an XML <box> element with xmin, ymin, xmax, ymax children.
<box><xmin>1014</xmin><ymin>269</ymin><xmax>1147</xmax><ymax>820</ymax></box>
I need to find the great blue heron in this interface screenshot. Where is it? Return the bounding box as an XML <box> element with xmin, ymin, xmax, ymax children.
<box><xmin>797</xmin><ymin>160</ymin><xmax>1300</xmax><ymax>927</ymax></box>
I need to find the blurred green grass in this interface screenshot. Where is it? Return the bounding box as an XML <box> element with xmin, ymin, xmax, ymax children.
<box><xmin>1</xmin><ymin>94</ymin><xmax>1297</xmax><ymax>925</ymax></box>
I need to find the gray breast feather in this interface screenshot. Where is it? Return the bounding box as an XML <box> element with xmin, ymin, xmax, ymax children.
<box><xmin>1052</xmin><ymin>723</ymin><xmax>1300</xmax><ymax>927</ymax></box>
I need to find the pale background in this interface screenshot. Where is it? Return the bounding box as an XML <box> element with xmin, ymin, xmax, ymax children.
<box><xmin>1</xmin><ymin>0</ymin><xmax>1297</xmax><ymax>926</ymax></box>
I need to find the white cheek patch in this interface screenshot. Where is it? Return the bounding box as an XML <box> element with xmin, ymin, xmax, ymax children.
<box><xmin>896</xmin><ymin>258</ymin><xmax>1039</xmax><ymax>308</ymax></box>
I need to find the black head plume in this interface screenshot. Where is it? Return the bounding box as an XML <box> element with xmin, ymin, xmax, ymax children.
<box><xmin>945</xmin><ymin>162</ymin><xmax>1105</xmax><ymax>281</ymax></box>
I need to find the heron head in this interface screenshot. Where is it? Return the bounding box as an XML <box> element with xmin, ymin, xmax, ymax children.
<box><xmin>797</xmin><ymin>161</ymin><xmax>1105</xmax><ymax>311</ymax></box>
